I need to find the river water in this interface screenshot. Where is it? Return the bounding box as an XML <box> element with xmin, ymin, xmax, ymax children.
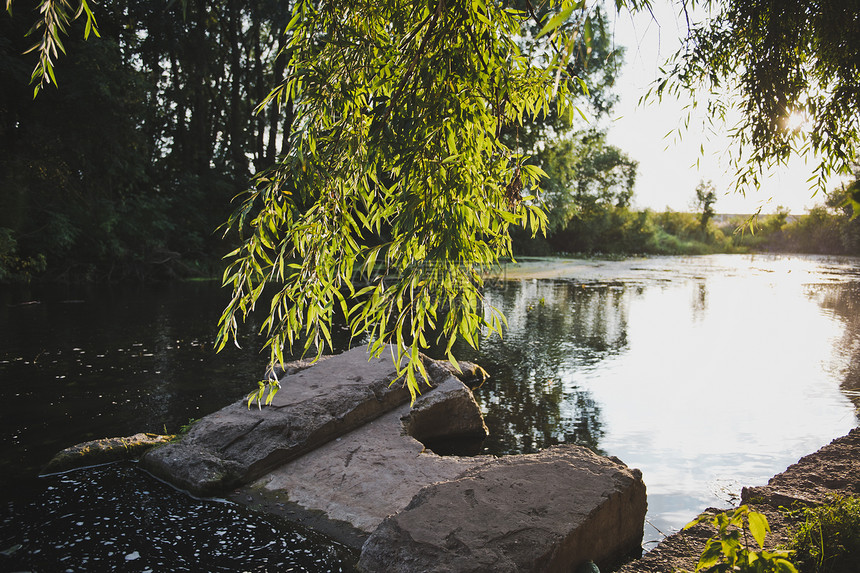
<box><xmin>2</xmin><ymin>254</ymin><xmax>859</xmax><ymax>570</ymax></box>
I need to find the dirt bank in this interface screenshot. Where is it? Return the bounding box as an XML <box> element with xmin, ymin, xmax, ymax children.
<box><xmin>617</xmin><ymin>427</ymin><xmax>860</xmax><ymax>572</ymax></box>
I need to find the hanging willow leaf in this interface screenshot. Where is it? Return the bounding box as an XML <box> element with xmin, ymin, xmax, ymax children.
<box><xmin>215</xmin><ymin>0</ymin><xmax>591</xmax><ymax>401</ymax></box>
<box><xmin>13</xmin><ymin>0</ymin><xmax>100</xmax><ymax>96</ymax></box>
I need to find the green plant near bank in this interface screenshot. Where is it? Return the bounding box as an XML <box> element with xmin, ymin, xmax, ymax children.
<box><xmin>680</xmin><ymin>506</ymin><xmax>797</xmax><ymax>573</ymax></box>
<box><xmin>784</xmin><ymin>495</ymin><xmax>860</xmax><ymax>573</ymax></box>
<box><xmin>167</xmin><ymin>418</ymin><xmax>200</xmax><ymax>442</ymax></box>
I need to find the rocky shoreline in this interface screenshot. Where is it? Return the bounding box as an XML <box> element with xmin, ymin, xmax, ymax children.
<box><xmin>134</xmin><ymin>347</ymin><xmax>648</xmax><ymax>571</ymax></box>
<box><xmin>42</xmin><ymin>348</ymin><xmax>859</xmax><ymax>571</ymax></box>
<box><xmin>617</xmin><ymin>427</ymin><xmax>860</xmax><ymax>572</ymax></box>
<box><xmin>48</xmin><ymin>424</ymin><xmax>860</xmax><ymax>571</ymax></box>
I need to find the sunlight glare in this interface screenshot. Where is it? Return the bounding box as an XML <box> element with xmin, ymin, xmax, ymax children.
<box><xmin>783</xmin><ymin>111</ymin><xmax>809</xmax><ymax>132</ymax></box>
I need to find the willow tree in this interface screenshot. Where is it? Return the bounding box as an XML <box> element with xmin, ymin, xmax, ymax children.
<box><xmin>216</xmin><ymin>0</ymin><xmax>609</xmax><ymax>402</ymax></box>
<box><xmin>217</xmin><ymin>0</ymin><xmax>860</xmax><ymax>403</ymax></box>
<box><xmin>655</xmin><ymin>0</ymin><xmax>860</xmax><ymax>195</ymax></box>
<box><xmin>8</xmin><ymin>0</ymin><xmax>611</xmax><ymax>402</ymax></box>
<box><xmin>17</xmin><ymin>0</ymin><xmax>857</xmax><ymax>402</ymax></box>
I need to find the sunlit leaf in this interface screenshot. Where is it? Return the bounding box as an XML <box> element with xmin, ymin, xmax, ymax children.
<box><xmin>747</xmin><ymin>510</ymin><xmax>769</xmax><ymax>549</ymax></box>
<box><xmin>537</xmin><ymin>2</ymin><xmax>576</xmax><ymax>39</ymax></box>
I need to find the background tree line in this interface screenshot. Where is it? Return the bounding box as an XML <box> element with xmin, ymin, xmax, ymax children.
<box><xmin>512</xmin><ymin>170</ymin><xmax>860</xmax><ymax>258</ymax></box>
<box><xmin>2</xmin><ymin>0</ymin><xmax>858</xmax><ymax>286</ymax></box>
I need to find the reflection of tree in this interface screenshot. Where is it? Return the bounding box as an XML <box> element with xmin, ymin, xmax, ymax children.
<box><xmin>691</xmin><ymin>281</ymin><xmax>708</xmax><ymax>321</ymax></box>
<box><xmin>453</xmin><ymin>280</ymin><xmax>632</xmax><ymax>456</ymax></box>
<box><xmin>811</xmin><ymin>283</ymin><xmax>860</xmax><ymax>416</ymax></box>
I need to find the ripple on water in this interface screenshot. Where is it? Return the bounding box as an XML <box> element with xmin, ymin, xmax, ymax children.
<box><xmin>0</xmin><ymin>463</ymin><xmax>357</xmax><ymax>572</ymax></box>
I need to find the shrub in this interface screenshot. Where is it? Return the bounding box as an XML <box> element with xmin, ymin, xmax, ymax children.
<box><xmin>785</xmin><ymin>495</ymin><xmax>860</xmax><ymax>573</ymax></box>
<box><xmin>680</xmin><ymin>506</ymin><xmax>797</xmax><ymax>573</ymax></box>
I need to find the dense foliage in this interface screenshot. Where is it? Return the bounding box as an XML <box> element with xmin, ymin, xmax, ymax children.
<box><xmin>1</xmin><ymin>0</ymin><xmax>297</xmax><ymax>281</ymax></box>
<box><xmin>5</xmin><ymin>0</ymin><xmax>860</xmax><ymax>396</ymax></box>
<box><xmin>507</xmin><ymin>172</ymin><xmax>860</xmax><ymax>258</ymax></box>
<box><xmin>3</xmin><ymin>0</ymin><xmax>642</xmax><ymax>397</ymax></box>
<box><xmin>215</xmin><ymin>0</ymin><xmax>628</xmax><ymax>398</ymax></box>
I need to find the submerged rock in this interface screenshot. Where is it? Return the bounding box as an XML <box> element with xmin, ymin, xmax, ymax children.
<box><xmin>43</xmin><ymin>433</ymin><xmax>173</xmax><ymax>474</ymax></box>
<box><xmin>357</xmin><ymin>445</ymin><xmax>647</xmax><ymax>572</ymax></box>
<box><xmin>402</xmin><ymin>374</ymin><xmax>489</xmax><ymax>455</ymax></box>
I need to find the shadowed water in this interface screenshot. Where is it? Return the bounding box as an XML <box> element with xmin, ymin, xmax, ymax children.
<box><xmin>0</xmin><ymin>281</ymin><xmax>358</xmax><ymax>571</ymax></box>
<box><xmin>1</xmin><ymin>254</ymin><xmax>859</xmax><ymax>568</ymax></box>
<box><xmin>2</xmin><ymin>464</ymin><xmax>355</xmax><ymax>571</ymax></box>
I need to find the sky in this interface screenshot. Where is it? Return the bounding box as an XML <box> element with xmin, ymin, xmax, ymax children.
<box><xmin>602</xmin><ymin>3</ymin><xmax>843</xmax><ymax>215</ymax></box>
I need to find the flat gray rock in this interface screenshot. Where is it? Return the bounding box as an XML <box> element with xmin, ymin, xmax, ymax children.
<box><xmin>357</xmin><ymin>445</ymin><xmax>647</xmax><ymax>572</ymax></box>
<box><xmin>137</xmin><ymin>345</ymin><xmax>647</xmax><ymax>572</ymax></box>
<box><xmin>141</xmin><ymin>346</ymin><xmax>424</xmax><ymax>496</ymax></box>
<box><xmin>236</xmin><ymin>376</ymin><xmax>492</xmax><ymax>542</ymax></box>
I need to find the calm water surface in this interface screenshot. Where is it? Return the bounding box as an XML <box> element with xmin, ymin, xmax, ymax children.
<box><xmin>469</xmin><ymin>255</ymin><xmax>860</xmax><ymax>547</ymax></box>
<box><xmin>2</xmin><ymin>254</ymin><xmax>859</xmax><ymax>569</ymax></box>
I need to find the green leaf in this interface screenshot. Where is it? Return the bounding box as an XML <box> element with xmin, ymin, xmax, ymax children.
<box><xmin>774</xmin><ymin>559</ymin><xmax>798</xmax><ymax>573</ymax></box>
<box><xmin>697</xmin><ymin>539</ymin><xmax>723</xmax><ymax>569</ymax></box>
<box><xmin>537</xmin><ymin>3</ymin><xmax>576</xmax><ymax>39</ymax></box>
<box><xmin>446</xmin><ymin>350</ymin><xmax>461</xmax><ymax>373</ymax></box>
<box><xmin>583</xmin><ymin>15</ymin><xmax>592</xmax><ymax>47</ymax></box>
<box><xmin>747</xmin><ymin>511</ymin><xmax>769</xmax><ymax>549</ymax></box>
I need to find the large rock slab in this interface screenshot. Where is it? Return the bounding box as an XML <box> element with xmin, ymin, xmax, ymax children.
<box><xmin>137</xmin><ymin>345</ymin><xmax>647</xmax><ymax>570</ymax></box>
<box><xmin>357</xmin><ymin>445</ymin><xmax>647</xmax><ymax>572</ymax></box>
<box><xmin>234</xmin><ymin>375</ymin><xmax>492</xmax><ymax>545</ymax></box>
<box><xmin>141</xmin><ymin>347</ymin><xmax>429</xmax><ymax>496</ymax></box>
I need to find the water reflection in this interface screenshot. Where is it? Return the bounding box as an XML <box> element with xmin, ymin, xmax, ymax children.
<box><xmin>463</xmin><ymin>255</ymin><xmax>860</xmax><ymax>546</ymax></box>
<box><xmin>465</xmin><ymin>280</ymin><xmax>634</xmax><ymax>455</ymax></box>
<box><xmin>691</xmin><ymin>281</ymin><xmax>707</xmax><ymax>320</ymax></box>
<box><xmin>809</xmin><ymin>283</ymin><xmax>860</xmax><ymax>415</ymax></box>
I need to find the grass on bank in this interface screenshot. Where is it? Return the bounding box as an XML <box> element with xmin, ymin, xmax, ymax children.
<box><xmin>682</xmin><ymin>495</ymin><xmax>860</xmax><ymax>573</ymax></box>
